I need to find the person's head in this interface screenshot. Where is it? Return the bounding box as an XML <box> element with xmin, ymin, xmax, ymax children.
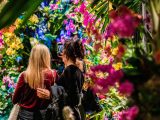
<box><xmin>74</xmin><ymin>39</ymin><xmax>84</xmax><ymax>59</ymax></box>
<box><xmin>61</xmin><ymin>39</ymin><xmax>84</xmax><ymax>65</ymax></box>
<box><xmin>25</xmin><ymin>44</ymin><xmax>51</xmax><ymax>89</ymax></box>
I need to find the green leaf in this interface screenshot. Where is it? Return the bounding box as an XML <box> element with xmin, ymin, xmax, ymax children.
<box><xmin>0</xmin><ymin>0</ymin><xmax>43</xmax><ymax>29</ymax></box>
<box><xmin>101</xmin><ymin>14</ymin><xmax>109</xmax><ymax>32</ymax></box>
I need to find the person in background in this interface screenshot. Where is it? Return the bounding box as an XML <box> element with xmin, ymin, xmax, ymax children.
<box><xmin>56</xmin><ymin>40</ymin><xmax>84</xmax><ymax>120</ymax></box>
<box><xmin>12</xmin><ymin>44</ymin><xmax>58</xmax><ymax>120</ymax></box>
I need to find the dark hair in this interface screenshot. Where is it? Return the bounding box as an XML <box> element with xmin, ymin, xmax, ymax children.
<box><xmin>64</xmin><ymin>38</ymin><xmax>85</xmax><ymax>63</ymax></box>
<box><xmin>74</xmin><ymin>39</ymin><xmax>85</xmax><ymax>59</ymax></box>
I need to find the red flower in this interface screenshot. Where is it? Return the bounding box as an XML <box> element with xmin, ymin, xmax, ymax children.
<box><xmin>154</xmin><ymin>50</ymin><xmax>160</xmax><ymax>64</ymax></box>
<box><xmin>117</xmin><ymin>43</ymin><xmax>126</xmax><ymax>59</ymax></box>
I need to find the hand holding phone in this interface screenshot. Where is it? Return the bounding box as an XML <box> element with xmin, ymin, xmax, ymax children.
<box><xmin>57</xmin><ymin>43</ymin><xmax>64</xmax><ymax>57</ymax></box>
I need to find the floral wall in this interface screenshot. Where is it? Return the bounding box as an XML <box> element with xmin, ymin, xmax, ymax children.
<box><xmin>0</xmin><ymin>0</ymin><xmax>160</xmax><ymax>120</ymax></box>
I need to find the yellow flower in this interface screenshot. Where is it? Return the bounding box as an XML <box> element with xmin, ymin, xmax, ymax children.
<box><xmin>4</xmin><ymin>32</ymin><xmax>12</xmax><ymax>38</ymax></box>
<box><xmin>109</xmin><ymin>2</ymin><xmax>113</xmax><ymax>11</ymax></box>
<box><xmin>101</xmin><ymin>57</ymin><xmax>108</xmax><ymax>64</ymax></box>
<box><xmin>5</xmin><ymin>38</ymin><xmax>12</xmax><ymax>46</ymax></box>
<box><xmin>6</xmin><ymin>48</ymin><xmax>16</xmax><ymax>55</ymax></box>
<box><xmin>14</xmin><ymin>18</ymin><xmax>22</xmax><ymax>28</ymax></box>
<box><xmin>15</xmin><ymin>37</ymin><xmax>21</xmax><ymax>44</ymax></box>
<box><xmin>20</xmin><ymin>44</ymin><xmax>24</xmax><ymax>49</ymax></box>
<box><xmin>112</xmin><ymin>48</ymin><xmax>118</xmax><ymax>56</ymax></box>
<box><xmin>113</xmin><ymin>62</ymin><xmax>122</xmax><ymax>70</ymax></box>
<box><xmin>95</xmin><ymin>71</ymin><xmax>108</xmax><ymax>79</ymax></box>
<box><xmin>29</xmin><ymin>14</ymin><xmax>39</xmax><ymax>24</ymax></box>
<box><xmin>10</xmin><ymin>43</ymin><xmax>17</xmax><ymax>49</ymax></box>
<box><xmin>84</xmin><ymin>59</ymin><xmax>93</xmax><ymax>66</ymax></box>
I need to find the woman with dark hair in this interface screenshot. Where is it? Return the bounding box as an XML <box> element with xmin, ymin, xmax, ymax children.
<box><xmin>73</xmin><ymin>39</ymin><xmax>102</xmax><ymax>118</ymax></box>
<box><xmin>56</xmin><ymin>40</ymin><xmax>85</xmax><ymax>120</ymax></box>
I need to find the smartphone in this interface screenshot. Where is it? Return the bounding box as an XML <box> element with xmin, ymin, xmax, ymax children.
<box><xmin>57</xmin><ymin>42</ymin><xmax>64</xmax><ymax>56</ymax></box>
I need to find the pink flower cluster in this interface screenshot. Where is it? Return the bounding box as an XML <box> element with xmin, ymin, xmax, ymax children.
<box><xmin>88</xmin><ymin>64</ymin><xmax>123</xmax><ymax>94</ymax></box>
<box><xmin>116</xmin><ymin>105</ymin><xmax>139</xmax><ymax>120</ymax></box>
<box><xmin>119</xmin><ymin>80</ymin><xmax>134</xmax><ymax>96</ymax></box>
<box><xmin>66</xmin><ymin>13</ymin><xmax>76</xmax><ymax>19</ymax></box>
<box><xmin>3</xmin><ymin>76</ymin><xmax>16</xmax><ymax>89</ymax></box>
<box><xmin>0</xmin><ymin>31</ymin><xmax>4</xmax><ymax>46</ymax></box>
<box><xmin>50</xmin><ymin>4</ymin><xmax>58</xmax><ymax>10</ymax></box>
<box><xmin>71</xmin><ymin>0</ymin><xmax>79</xmax><ymax>5</ymax></box>
<box><xmin>104</xmin><ymin>6</ymin><xmax>141</xmax><ymax>39</ymax></box>
<box><xmin>76</xmin><ymin>2</ymin><xmax>95</xmax><ymax>28</ymax></box>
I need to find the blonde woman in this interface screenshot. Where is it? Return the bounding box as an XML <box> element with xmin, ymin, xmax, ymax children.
<box><xmin>12</xmin><ymin>44</ymin><xmax>58</xmax><ymax>120</ymax></box>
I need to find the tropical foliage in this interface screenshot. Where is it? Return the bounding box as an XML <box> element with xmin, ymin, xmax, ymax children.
<box><xmin>1</xmin><ymin>0</ymin><xmax>160</xmax><ymax>120</ymax></box>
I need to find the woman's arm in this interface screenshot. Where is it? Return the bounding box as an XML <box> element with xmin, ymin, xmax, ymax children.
<box><xmin>12</xmin><ymin>72</ymin><xmax>25</xmax><ymax>104</ymax></box>
<box><xmin>37</xmin><ymin>88</ymin><xmax>51</xmax><ymax>99</ymax></box>
<box><xmin>37</xmin><ymin>70</ymin><xmax>58</xmax><ymax>99</ymax></box>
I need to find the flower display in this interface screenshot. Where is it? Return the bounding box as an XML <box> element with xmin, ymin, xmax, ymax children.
<box><xmin>1</xmin><ymin>0</ymin><xmax>160</xmax><ymax>119</ymax></box>
<box><xmin>118</xmin><ymin>80</ymin><xmax>134</xmax><ymax>96</ymax></box>
<box><xmin>3</xmin><ymin>76</ymin><xmax>16</xmax><ymax>89</ymax></box>
<box><xmin>87</xmin><ymin>64</ymin><xmax>124</xmax><ymax>94</ymax></box>
<box><xmin>50</xmin><ymin>4</ymin><xmax>58</xmax><ymax>10</ymax></box>
<box><xmin>3</xmin><ymin>32</ymin><xmax>23</xmax><ymax>55</ymax></box>
<box><xmin>116</xmin><ymin>106</ymin><xmax>139</xmax><ymax>120</ymax></box>
<box><xmin>29</xmin><ymin>14</ymin><xmax>39</xmax><ymax>24</ymax></box>
<box><xmin>105</xmin><ymin>6</ymin><xmax>141</xmax><ymax>39</ymax></box>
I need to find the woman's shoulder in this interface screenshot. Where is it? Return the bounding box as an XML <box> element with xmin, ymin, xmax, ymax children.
<box><xmin>43</xmin><ymin>69</ymin><xmax>55</xmax><ymax>77</ymax></box>
<box><xmin>19</xmin><ymin>71</ymin><xmax>25</xmax><ymax>77</ymax></box>
<box><xmin>65</xmin><ymin>65</ymin><xmax>78</xmax><ymax>70</ymax></box>
<box><xmin>17</xmin><ymin>71</ymin><xmax>26</xmax><ymax>83</ymax></box>
<box><xmin>65</xmin><ymin>65</ymin><xmax>82</xmax><ymax>74</ymax></box>
<box><xmin>43</xmin><ymin>69</ymin><xmax>57</xmax><ymax>85</ymax></box>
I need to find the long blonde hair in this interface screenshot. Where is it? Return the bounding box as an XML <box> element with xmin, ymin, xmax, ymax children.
<box><xmin>25</xmin><ymin>44</ymin><xmax>51</xmax><ymax>89</ymax></box>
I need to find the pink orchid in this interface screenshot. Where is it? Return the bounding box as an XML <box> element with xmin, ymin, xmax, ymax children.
<box><xmin>3</xmin><ymin>76</ymin><xmax>11</xmax><ymax>84</ymax></box>
<box><xmin>119</xmin><ymin>80</ymin><xmax>134</xmax><ymax>96</ymax></box>
<box><xmin>3</xmin><ymin>76</ymin><xmax>16</xmax><ymax>88</ymax></box>
<box><xmin>73</xmin><ymin>0</ymin><xmax>79</xmax><ymax>5</ymax></box>
<box><xmin>79</xmin><ymin>3</ymin><xmax>86</xmax><ymax>14</ymax></box>
<box><xmin>74</xmin><ymin>8</ymin><xmax>79</xmax><ymax>12</ymax></box>
<box><xmin>89</xmin><ymin>64</ymin><xmax>123</xmax><ymax>94</ymax></box>
<box><xmin>105</xmin><ymin>6</ymin><xmax>141</xmax><ymax>38</ymax></box>
<box><xmin>118</xmin><ymin>105</ymin><xmax>139</xmax><ymax>120</ymax></box>
<box><xmin>63</xmin><ymin>20</ymin><xmax>68</xmax><ymax>25</ymax></box>
<box><xmin>50</xmin><ymin>4</ymin><xmax>58</xmax><ymax>10</ymax></box>
<box><xmin>66</xmin><ymin>14</ymin><xmax>71</xmax><ymax>19</ymax></box>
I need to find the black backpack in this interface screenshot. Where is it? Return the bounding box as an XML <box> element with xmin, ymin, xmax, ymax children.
<box><xmin>45</xmin><ymin>84</ymin><xmax>67</xmax><ymax>120</ymax></box>
<box><xmin>82</xmin><ymin>88</ymin><xmax>102</xmax><ymax>113</ymax></box>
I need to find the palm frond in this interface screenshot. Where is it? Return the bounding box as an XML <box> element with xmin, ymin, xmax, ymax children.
<box><xmin>0</xmin><ymin>0</ymin><xmax>43</xmax><ymax>29</ymax></box>
<box><xmin>89</xmin><ymin>0</ymin><xmax>143</xmax><ymax>33</ymax></box>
